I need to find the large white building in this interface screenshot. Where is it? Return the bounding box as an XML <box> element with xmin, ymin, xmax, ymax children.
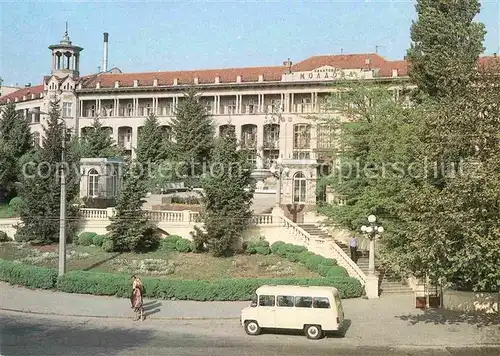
<box><xmin>0</xmin><ymin>29</ymin><xmax>418</xmax><ymax>217</ymax></box>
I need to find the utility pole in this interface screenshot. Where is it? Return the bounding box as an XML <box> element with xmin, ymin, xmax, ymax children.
<box><xmin>58</xmin><ymin>121</ymin><xmax>67</xmax><ymax>276</ymax></box>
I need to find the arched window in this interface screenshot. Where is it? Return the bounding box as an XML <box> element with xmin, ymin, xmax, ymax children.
<box><xmin>293</xmin><ymin>171</ymin><xmax>307</xmax><ymax>203</ymax></box>
<box><xmin>33</xmin><ymin>132</ymin><xmax>41</xmax><ymax>148</ymax></box>
<box><xmin>88</xmin><ymin>169</ymin><xmax>99</xmax><ymax>197</ymax></box>
<box><xmin>110</xmin><ymin>170</ymin><xmax>118</xmax><ymax>197</ymax></box>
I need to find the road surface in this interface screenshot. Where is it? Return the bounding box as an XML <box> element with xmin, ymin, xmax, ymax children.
<box><xmin>1</xmin><ymin>311</ymin><xmax>499</xmax><ymax>356</ymax></box>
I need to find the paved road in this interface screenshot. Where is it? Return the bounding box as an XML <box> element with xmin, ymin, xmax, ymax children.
<box><xmin>1</xmin><ymin>283</ymin><xmax>499</xmax><ymax>349</ymax></box>
<box><xmin>1</xmin><ymin>312</ymin><xmax>499</xmax><ymax>356</ymax></box>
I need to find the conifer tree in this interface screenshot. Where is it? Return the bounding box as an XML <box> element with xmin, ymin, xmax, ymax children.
<box><xmin>106</xmin><ymin>160</ymin><xmax>159</xmax><ymax>252</ymax></box>
<box><xmin>0</xmin><ymin>102</ymin><xmax>33</xmax><ymax>199</ymax></box>
<box><xmin>170</xmin><ymin>88</ymin><xmax>215</xmax><ymax>180</ymax></box>
<box><xmin>79</xmin><ymin>117</ymin><xmax>120</xmax><ymax>158</ymax></box>
<box><xmin>192</xmin><ymin>126</ymin><xmax>255</xmax><ymax>256</ymax></box>
<box><xmin>16</xmin><ymin>99</ymin><xmax>80</xmax><ymax>243</ymax></box>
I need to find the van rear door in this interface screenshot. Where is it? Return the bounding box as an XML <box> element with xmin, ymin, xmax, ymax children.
<box><xmin>334</xmin><ymin>294</ymin><xmax>344</xmax><ymax>328</ymax></box>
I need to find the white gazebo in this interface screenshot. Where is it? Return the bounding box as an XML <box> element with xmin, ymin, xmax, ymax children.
<box><xmin>79</xmin><ymin>157</ymin><xmax>124</xmax><ymax>199</ymax></box>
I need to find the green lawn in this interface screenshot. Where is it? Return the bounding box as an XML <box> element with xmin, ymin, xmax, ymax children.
<box><xmin>0</xmin><ymin>204</ymin><xmax>16</xmax><ymax>218</ymax></box>
<box><xmin>0</xmin><ymin>242</ymin><xmax>320</xmax><ymax>280</ymax></box>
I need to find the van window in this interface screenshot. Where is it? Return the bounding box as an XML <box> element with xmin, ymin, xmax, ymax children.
<box><xmin>277</xmin><ymin>295</ymin><xmax>294</xmax><ymax>307</ymax></box>
<box><xmin>295</xmin><ymin>296</ymin><xmax>313</xmax><ymax>308</ymax></box>
<box><xmin>313</xmin><ymin>297</ymin><xmax>330</xmax><ymax>309</ymax></box>
<box><xmin>258</xmin><ymin>295</ymin><xmax>275</xmax><ymax>307</ymax></box>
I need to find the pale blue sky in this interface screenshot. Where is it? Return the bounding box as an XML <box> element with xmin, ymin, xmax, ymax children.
<box><xmin>1</xmin><ymin>0</ymin><xmax>499</xmax><ymax>87</ymax></box>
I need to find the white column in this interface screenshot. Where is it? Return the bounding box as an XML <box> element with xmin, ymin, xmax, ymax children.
<box><xmin>257</xmin><ymin>123</ymin><xmax>264</xmax><ymax>168</ymax></box>
<box><xmin>116</xmin><ymin>98</ymin><xmax>120</xmax><ymax>116</ymax></box>
<box><xmin>291</xmin><ymin>93</ymin><xmax>295</xmax><ymax>113</ymax></box>
<box><xmin>257</xmin><ymin>94</ymin><xmax>261</xmax><ymax>114</ymax></box>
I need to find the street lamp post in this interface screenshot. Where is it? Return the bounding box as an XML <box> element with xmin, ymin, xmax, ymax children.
<box><xmin>30</xmin><ymin>108</ymin><xmax>67</xmax><ymax>276</ymax></box>
<box><xmin>361</xmin><ymin>214</ymin><xmax>384</xmax><ymax>276</ymax></box>
<box><xmin>58</xmin><ymin>120</ymin><xmax>67</xmax><ymax>276</ymax></box>
<box><xmin>360</xmin><ymin>214</ymin><xmax>384</xmax><ymax>299</ymax></box>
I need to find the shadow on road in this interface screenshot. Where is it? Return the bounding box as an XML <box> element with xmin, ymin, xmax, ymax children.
<box><xmin>260</xmin><ymin>319</ymin><xmax>352</xmax><ymax>339</ymax></box>
<box><xmin>143</xmin><ymin>300</ymin><xmax>162</xmax><ymax>319</ymax></box>
<box><xmin>0</xmin><ymin>314</ymin><xmax>156</xmax><ymax>356</ymax></box>
<box><xmin>396</xmin><ymin>309</ymin><xmax>500</xmax><ymax>327</ymax></box>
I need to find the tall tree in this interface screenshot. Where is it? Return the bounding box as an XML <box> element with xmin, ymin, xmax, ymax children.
<box><xmin>395</xmin><ymin>62</ymin><xmax>500</xmax><ymax>292</ymax></box>
<box><xmin>407</xmin><ymin>0</ymin><xmax>486</xmax><ymax>99</ymax></box>
<box><xmin>106</xmin><ymin>160</ymin><xmax>159</xmax><ymax>252</ymax></box>
<box><xmin>79</xmin><ymin>117</ymin><xmax>121</xmax><ymax>158</ymax></box>
<box><xmin>0</xmin><ymin>103</ymin><xmax>33</xmax><ymax>199</ymax></box>
<box><xmin>16</xmin><ymin>100</ymin><xmax>80</xmax><ymax>243</ymax></box>
<box><xmin>136</xmin><ymin>113</ymin><xmax>170</xmax><ymax>164</ymax></box>
<box><xmin>170</xmin><ymin>88</ymin><xmax>215</xmax><ymax>180</ymax></box>
<box><xmin>192</xmin><ymin>126</ymin><xmax>255</xmax><ymax>256</ymax></box>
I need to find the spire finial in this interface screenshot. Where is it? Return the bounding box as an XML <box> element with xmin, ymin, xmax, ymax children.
<box><xmin>60</xmin><ymin>22</ymin><xmax>71</xmax><ymax>44</ymax></box>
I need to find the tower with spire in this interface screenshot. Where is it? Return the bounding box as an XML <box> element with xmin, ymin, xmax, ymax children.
<box><xmin>48</xmin><ymin>23</ymin><xmax>83</xmax><ymax>79</ymax></box>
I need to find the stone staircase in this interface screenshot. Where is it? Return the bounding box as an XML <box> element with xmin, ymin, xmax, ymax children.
<box><xmin>299</xmin><ymin>224</ymin><xmax>413</xmax><ymax>296</ymax></box>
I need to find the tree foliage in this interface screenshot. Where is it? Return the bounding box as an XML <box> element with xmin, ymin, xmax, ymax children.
<box><xmin>192</xmin><ymin>126</ymin><xmax>255</xmax><ymax>256</ymax></box>
<box><xmin>16</xmin><ymin>100</ymin><xmax>80</xmax><ymax>243</ymax></box>
<box><xmin>407</xmin><ymin>0</ymin><xmax>486</xmax><ymax>99</ymax></box>
<box><xmin>79</xmin><ymin>117</ymin><xmax>121</xmax><ymax>158</ymax></box>
<box><xmin>0</xmin><ymin>102</ymin><xmax>33</xmax><ymax>200</ymax></box>
<box><xmin>170</xmin><ymin>88</ymin><xmax>215</xmax><ymax>179</ymax></box>
<box><xmin>136</xmin><ymin>113</ymin><xmax>172</xmax><ymax>190</ymax></box>
<box><xmin>106</xmin><ymin>161</ymin><xmax>159</xmax><ymax>252</ymax></box>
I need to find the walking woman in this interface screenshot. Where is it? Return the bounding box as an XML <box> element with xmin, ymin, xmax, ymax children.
<box><xmin>130</xmin><ymin>275</ymin><xmax>144</xmax><ymax>321</ymax></box>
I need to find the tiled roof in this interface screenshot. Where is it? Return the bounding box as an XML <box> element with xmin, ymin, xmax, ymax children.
<box><xmin>3</xmin><ymin>53</ymin><xmax>497</xmax><ymax>104</ymax></box>
<box><xmin>0</xmin><ymin>85</ymin><xmax>44</xmax><ymax>104</ymax></box>
<box><xmin>81</xmin><ymin>66</ymin><xmax>284</xmax><ymax>88</ymax></box>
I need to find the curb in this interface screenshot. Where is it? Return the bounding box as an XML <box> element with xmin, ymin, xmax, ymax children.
<box><xmin>0</xmin><ymin>307</ymin><xmax>240</xmax><ymax>321</ymax></box>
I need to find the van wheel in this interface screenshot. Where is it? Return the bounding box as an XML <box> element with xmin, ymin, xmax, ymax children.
<box><xmin>244</xmin><ymin>320</ymin><xmax>261</xmax><ymax>336</ymax></box>
<box><xmin>304</xmin><ymin>325</ymin><xmax>323</xmax><ymax>340</ymax></box>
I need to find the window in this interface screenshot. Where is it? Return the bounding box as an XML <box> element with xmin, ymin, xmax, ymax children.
<box><xmin>224</xmin><ymin>100</ymin><xmax>236</xmax><ymax>114</ymax></box>
<box><xmin>293</xmin><ymin>172</ymin><xmax>307</xmax><ymax>203</ymax></box>
<box><xmin>62</xmin><ymin>102</ymin><xmax>72</xmax><ymax>118</ymax></box>
<box><xmin>88</xmin><ymin>169</ymin><xmax>99</xmax><ymax>197</ymax></box>
<box><xmin>263</xmin><ymin>124</ymin><xmax>279</xmax><ymax>149</ymax></box>
<box><xmin>277</xmin><ymin>295</ymin><xmax>294</xmax><ymax>307</ymax></box>
<box><xmin>110</xmin><ymin>170</ymin><xmax>118</xmax><ymax>197</ymax></box>
<box><xmin>293</xmin><ymin>124</ymin><xmax>311</xmax><ymax>149</ymax></box>
<box><xmin>219</xmin><ymin>124</ymin><xmax>235</xmax><ymax>137</ymax></box>
<box><xmin>258</xmin><ymin>295</ymin><xmax>275</xmax><ymax>307</ymax></box>
<box><xmin>33</xmin><ymin>132</ymin><xmax>41</xmax><ymax>147</ymax></box>
<box><xmin>294</xmin><ymin>296</ymin><xmax>312</xmax><ymax>308</ymax></box>
<box><xmin>313</xmin><ymin>297</ymin><xmax>330</xmax><ymax>309</ymax></box>
<box><xmin>316</xmin><ymin>124</ymin><xmax>336</xmax><ymax>149</ymax></box>
<box><xmin>241</xmin><ymin>124</ymin><xmax>257</xmax><ymax>148</ymax></box>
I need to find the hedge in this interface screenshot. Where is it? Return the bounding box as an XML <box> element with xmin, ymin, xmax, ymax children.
<box><xmin>0</xmin><ymin>258</ymin><xmax>363</xmax><ymax>300</ymax></box>
<box><xmin>268</xmin><ymin>241</ymin><xmax>348</xmax><ymax>277</ymax></box>
<box><xmin>0</xmin><ymin>259</ymin><xmax>57</xmax><ymax>289</ymax></box>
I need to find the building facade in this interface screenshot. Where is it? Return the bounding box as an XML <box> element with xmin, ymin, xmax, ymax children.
<box><xmin>1</xmin><ymin>30</ymin><xmax>415</xmax><ymax>209</ymax></box>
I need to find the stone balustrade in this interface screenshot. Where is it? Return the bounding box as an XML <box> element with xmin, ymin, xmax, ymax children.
<box><xmin>80</xmin><ymin>208</ymin><xmax>109</xmax><ymax>220</ymax></box>
<box><xmin>275</xmin><ymin>214</ymin><xmax>368</xmax><ymax>288</ymax></box>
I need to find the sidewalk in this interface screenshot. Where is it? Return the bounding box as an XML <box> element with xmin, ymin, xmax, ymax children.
<box><xmin>0</xmin><ymin>282</ymin><xmax>246</xmax><ymax>320</ymax></box>
<box><xmin>1</xmin><ymin>282</ymin><xmax>499</xmax><ymax>347</ymax></box>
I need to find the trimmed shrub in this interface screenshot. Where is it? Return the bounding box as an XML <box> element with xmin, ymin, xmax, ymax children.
<box><xmin>0</xmin><ymin>231</ymin><xmax>9</xmax><ymax>242</ymax></box>
<box><xmin>9</xmin><ymin>197</ymin><xmax>22</xmax><ymax>213</ymax></box>
<box><xmin>326</xmin><ymin>266</ymin><xmax>348</xmax><ymax>278</ymax></box>
<box><xmin>56</xmin><ymin>269</ymin><xmax>363</xmax><ymax>300</ymax></box>
<box><xmin>0</xmin><ymin>259</ymin><xmax>57</xmax><ymax>289</ymax></box>
<box><xmin>102</xmin><ymin>236</ymin><xmax>114</xmax><ymax>252</ymax></box>
<box><xmin>78</xmin><ymin>232</ymin><xmax>97</xmax><ymax>246</ymax></box>
<box><xmin>92</xmin><ymin>234</ymin><xmax>105</xmax><ymax>247</ymax></box>
<box><xmin>175</xmin><ymin>238</ymin><xmax>193</xmax><ymax>253</ymax></box>
<box><xmin>270</xmin><ymin>241</ymin><xmax>286</xmax><ymax>254</ymax></box>
<box><xmin>160</xmin><ymin>235</ymin><xmax>182</xmax><ymax>252</ymax></box>
<box><xmin>245</xmin><ymin>239</ymin><xmax>270</xmax><ymax>255</ymax></box>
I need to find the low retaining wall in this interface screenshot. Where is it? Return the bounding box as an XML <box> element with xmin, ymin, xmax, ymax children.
<box><xmin>443</xmin><ymin>290</ymin><xmax>499</xmax><ymax>314</ymax></box>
